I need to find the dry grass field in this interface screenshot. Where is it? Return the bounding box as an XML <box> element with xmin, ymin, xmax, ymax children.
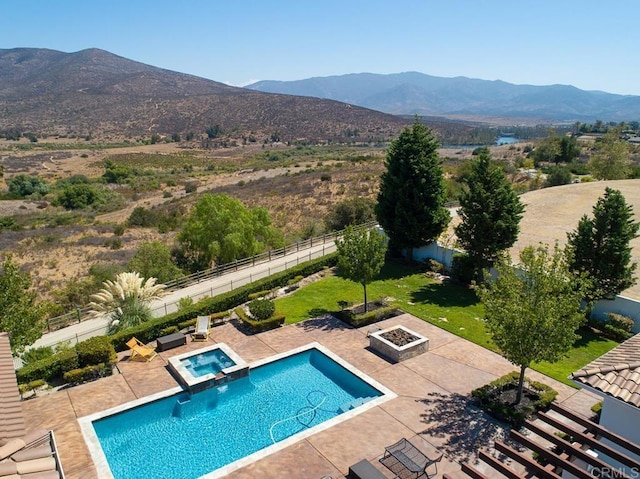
<box><xmin>3</xmin><ymin>138</ymin><xmax>637</xmax><ymax>306</ymax></box>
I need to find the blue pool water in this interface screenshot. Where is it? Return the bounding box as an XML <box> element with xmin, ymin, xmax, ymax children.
<box><xmin>181</xmin><ymin>349</ymin><xmax>235</xmax><ymax>377</ymax></box>
<box><xmin>92</xmin><ymin>348</ymin><xmax>382</xmax><ymax>479</ymax></box>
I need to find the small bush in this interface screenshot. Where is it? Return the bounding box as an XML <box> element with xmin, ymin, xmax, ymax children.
<box><xmin>113</xmin><ymin>224</ymin><xmax>126</xmax><ymax>236</ymax></box>
<box><xmin>287</xmin><ymin>275</ymin><xmax>303</xmax><ymax>286</ymax></box>
<box><xmin>177</xmin><ymin>297</ymin><xmax>194</xmax><ymax>311</ymax></box>
<box><xmin>248</xmin><ymin>290</ymin><xmax>273</xmax><ymax>301</ymax></box>
<box><xmin>591</xmin><ymin>401</ymin><xmax>603</xmax><ymax>422</ymax></box>
<box><xmin>588</xmin><ymin>314</ymin><xmax>634</xmax><ymax>342</ymax></box>
<box><xmin>63</xmin><ymin>363</ymin><xmax>112</xmax><ymax>385</ymax></box>
<box><xmin>20</xmin><ymin>346</ymin><xmax>54</xmax><ymax>366</ymax></box>
<box><xmin>607</xmin><ymin>313</ymin><xmax>634</xmax><ymax>332</ymax></box>
<box><xmin>235</xmin><ymin>307</ymin><xmax>285</xmax><ymax>333</ymax></box>
<box><xmin>320</xmin><ymin>174</ymin><xmax>332</xmax><ymax>182</ymax></box>
<box><xmin>184</xmin><ymin>182</ymin><xmax>198</xmax><ymax>194</ymax></box>
<box><xmin>75</xmin><ymin>336</ymin><xmax>117</xmax><ymax>367</ymax></box>
<box><xmin>424</xmin><ymin>259</ymin><xmax>444</xmax><ymax>274</ymax></box>
<box><xmin>58</xmin><ymin>349</ymin><xmax>79</xmax><ymax>374</ymax></box>
<box><xmin>248</xmin><ymin>299</ymin><xmax>276</xmax><ymax>320</ymax></box>
<box><xmin>472</xmin><ymin>371</ymin><xmax>558</xmax><ymax>427</ymax></box>
<box><xmin>451</xmin><ymin>253</ymin><xmax>475</xmax><ymax>284</ymax></box>
<box><xmin>160</xmin><ymin>325</ymin><xmax>179</xmax><ymax>336</ymax></box>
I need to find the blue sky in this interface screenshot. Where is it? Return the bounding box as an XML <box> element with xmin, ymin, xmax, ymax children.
<box><xmin>2</xmin><ymin>0</ymin><xmax>638</xmax><ymax>95</ymax></box>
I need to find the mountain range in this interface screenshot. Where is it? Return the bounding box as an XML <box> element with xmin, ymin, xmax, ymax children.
<box><xmin>0</xmin><ymin>48</ymin><xmax>406</xmax><ymax>141</ymax></box>
<box><xmin>247</xmin><ymin>72</ymin><xmax>640</xmax><ymax>122</ymax></box>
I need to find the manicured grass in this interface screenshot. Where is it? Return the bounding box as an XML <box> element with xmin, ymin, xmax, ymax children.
<box><xmin>275</xmin><ymin>260</ymin><xmax>619</xmax><ymax>387</ymax></box>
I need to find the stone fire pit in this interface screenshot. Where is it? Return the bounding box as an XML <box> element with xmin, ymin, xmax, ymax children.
<box><xmin>368</xmin><ymin>325</ymin><xmax>429</xmax><ymax>362</ymax></box>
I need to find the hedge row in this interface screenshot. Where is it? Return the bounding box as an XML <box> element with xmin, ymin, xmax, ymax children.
<box><xmin>110</xmin><ymin>253</ymin><xmax>336</xmax><ymax>350</ymax></box>
<box><xmin>63</xmin><ymin>363</ymin><xmax>113</xmax><ymax>385</ymax></box>
<box><xmin>17</xmin><ymin>336</ymin><xmax>117</xmax><ymax>384</ymax></box>
<box><xmin>18</xmin><ymin>253</ymin><xmax>337</xmax><ymax>385</ymax></box>
<box><xmin>234</xmin><ymin>307</ymin><xmax>285</xmax><ymax>333</ymax></box>
<box><xmin>337</xmin><ymin>306</ymin><xmax>400</xmax><ymax>328</ymax></box>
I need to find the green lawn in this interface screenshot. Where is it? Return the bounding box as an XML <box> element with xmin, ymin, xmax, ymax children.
<box><xmin>275</xmin><ymin>261</ymin><xmax>618</xmax><ymax>387</ymax></box>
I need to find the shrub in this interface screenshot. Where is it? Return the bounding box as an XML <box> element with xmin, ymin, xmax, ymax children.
<box><xmin>7</xmin><ymin>175</ymin><xmax>49</xmax><ymax>198</ymax></box>
<box><xmin>591</xmin><ymin>401</ymin><xmax>603</xmax><ymax>422</ymax></box>
<box><xmin>451</xmin><ymin>253</ymin><xmax>475</xmax><ymax>284</ymax></box>
<box><xmin>177</xmin><ymin>297</ymin><xmax>194</xmax><ymax>311</ymax></box>
<box><xmin>20</xmin><ymin>346</ymin><xmax>54</xmax><ymax>366</ymax></box>
<box><xmin>248</xmin><ymin>299</ymin><xmax>276</xmax><ymax>320</ymax></box>
<box><xmin>472</xmin><ymin>371</ymin><xmax>558</xmax><ymax>427</ymax></box>
<box><xmin>248</xmin><ymin>290</ymin><xmax>273</xmax><ymax>301</ymax></box>
<box><xmin>58</xmin><ymin>349</ymin><xmax>79</xmax><ymax>374</ymax></box>
<box><xmin>18</xmin><ymin>379</ymin><xmax>46</xmax><ymax>398</ymax></box>
<box><xmin>588</xmin><ymin>313</ymin><xmax>634</xmax><ymax>342</ymax></box>
<box><xmin>160</xmin><ymin>325</ymin><xmax>179</xmax><ymax>336</ymax></box>
<box><xmin>63</xmin><ymin>363</ymin><xmax>112</xmax><ymax>385</ymax></box>
<box><xmin>607</xmin><ymin>313</ymin><xmax>634</xmax><ymax>332</ymax></box>
<box><xmin>54</xmin><ymin>184</ymin><xmax>103</xmax><ymax>209</ymax></box>
<box><xmin>113</xmin><ymin>224</ymin><xmax>126</xmax><ymax>236</ymax></box>
<box><xmin>424</xmin><ymin>259</ymin><xmax>444</xmax><ymax>274</ymax></box>
<box><xmin>336</xmin><ymin>304</ymin><xmax>399</xmax><ymax>327</ymax></box>
<box><xmin>108</xmin><ymin>253</ymin><xmax>337</xmax><ymax>350</ymax></box>
<box><xmin>184</xmin><ymin>182</ymin><xmax>198</xmax><ymax>194</ymax></box>
<box><xmin>75</xmin><ymin>336</ymin><xmax>117</xmax><ymax>368</ymax></box>
<box><xmin>235</xmin><ymin>307</ymin><xmax>285</xmax><ymax>333</ymax></box>
<box><xmin>287</xmin><ymin>275</ymin><xmax>304</xmax><ymax>286</ymax></box>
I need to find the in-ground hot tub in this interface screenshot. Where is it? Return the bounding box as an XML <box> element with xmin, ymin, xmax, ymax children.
<box><xmin>168</xmin><ymin>343</ymin><xmax>248</xmax><ymax>393</ymax></box>
<box><xmin>368</xmin><ymin>325</ymin><xmax>429</xmax><ymax>362</ymax></box>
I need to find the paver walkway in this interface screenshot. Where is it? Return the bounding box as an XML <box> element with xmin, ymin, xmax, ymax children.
<box><xmin>21</xmin><ymin>313</ymin><xmax>600</xmax><ymax>479</ymax></box>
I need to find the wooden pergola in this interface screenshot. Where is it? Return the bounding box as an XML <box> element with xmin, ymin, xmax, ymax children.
<box><xmin>445</xmin><ymin>402</ymin><xmax>640</xmax><ymax>479</ymax></box>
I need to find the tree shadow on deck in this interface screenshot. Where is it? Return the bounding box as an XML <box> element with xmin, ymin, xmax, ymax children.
<box><xmin>415</xmin><ymin>391</ymin><xmax>514</xmax><ymax>464</ymax></box>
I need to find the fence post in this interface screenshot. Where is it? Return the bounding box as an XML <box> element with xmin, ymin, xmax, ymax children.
<box><xmin>165</xmin><ymin>303</ymin><xmax>168</xmax><ymax>315</ymax></box>
<box><xmin>230</xmin><ymin>280</ymin><xmax>233</xmax><ymax>290</ymax></box>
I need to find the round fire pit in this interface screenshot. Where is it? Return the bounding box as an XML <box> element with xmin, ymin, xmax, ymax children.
<box><xmin>369</xmin><ymin>325</ymin><xmax>429</xmax><ymax>362</ymax></box>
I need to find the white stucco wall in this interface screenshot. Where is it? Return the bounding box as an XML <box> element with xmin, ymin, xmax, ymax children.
<box><xmin>412</xmin><ymin>241</ymin><xmax>640</xmax><ymax>329</ymax></box>
<box><xmin>598</xmin><ymin>396</ymin><xmax>640</xmax><ymax>476</ymax></box>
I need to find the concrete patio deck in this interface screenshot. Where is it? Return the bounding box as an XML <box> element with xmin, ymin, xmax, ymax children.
<box><xmin>21</xmin><ymin>313</ymin><xmax>601</xmax><ymax>479</ymax></box>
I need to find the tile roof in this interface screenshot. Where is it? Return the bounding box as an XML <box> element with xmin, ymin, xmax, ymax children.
<box><xmin>572</xmin><ymin>333</ymin><xmax>640</xmax><ymax>407</ymax></box>
<box><xmin>0</xmin><ymin>333</ymin><xmax>25</xmax><ymax>445</ymax></box>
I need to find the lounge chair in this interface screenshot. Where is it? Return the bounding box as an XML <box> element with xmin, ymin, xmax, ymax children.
<box><xmin>126</xmin><ymin>337</ymin><xmax>158</xmax><ymax>362</ymax></box>
<box><xmin>379</xmin><ymin>438</ymin><xmax>443</xmax><ymax>479</ymax></box>
<box><xmin>192</xmin><ymin>316</ymin><xmax>210</xmax><ymax>342</ymax></box>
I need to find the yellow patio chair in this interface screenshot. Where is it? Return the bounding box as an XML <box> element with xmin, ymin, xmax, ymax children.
<box><xmin>192</xmin><ymin>316</ymin><xmax>210</xmax><ymax>342</ymax></box>
<box><xmin>126</xmin><ymin>337</ymin><xmax>158</xmax><ymax>362</ymax></box>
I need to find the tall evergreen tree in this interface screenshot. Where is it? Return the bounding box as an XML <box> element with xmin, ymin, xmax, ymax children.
<box><xmin>455</xmin><ymin>148</ymin><xmax>525</xmax><ymax>280</ymax></box>
<box><xmin>375</xmin><ymin>120</ymin><xmax>450</xmax><ymax>260</ymax></box>
<box><xmin>566</xmin><ymin>187</ymin><xmax>639</xmax><ymax>301</ymax></box>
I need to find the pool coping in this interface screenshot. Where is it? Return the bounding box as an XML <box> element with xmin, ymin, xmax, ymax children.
<box><xmin>78</xmin><ymin>341</ymin><xmax>396</xmax><ymax>479</ymax></box>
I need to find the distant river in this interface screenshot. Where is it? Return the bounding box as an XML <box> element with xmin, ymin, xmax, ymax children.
<box><xmin>442</xmin><ymin>136</ymin><xmax>523</xmax><ymax>149</ymax></box>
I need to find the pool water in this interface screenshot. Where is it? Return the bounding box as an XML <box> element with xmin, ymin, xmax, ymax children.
<box><xmin>181</xmin><ymin>349</ymin><xmax>236</xmax><ymax>377</ymax></box>
<box><xmin>91</xmin><ymin>347</ymin><xmax>383</xmax><ymax>479</ymax></box>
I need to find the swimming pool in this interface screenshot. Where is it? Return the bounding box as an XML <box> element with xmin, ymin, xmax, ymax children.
<box><xmin>80</xmin><ymin>343</ymin><xmax>395</xmax><ymax>479</ymax></box>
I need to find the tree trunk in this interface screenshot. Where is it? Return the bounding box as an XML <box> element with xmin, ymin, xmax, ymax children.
<box><xmin>363</xmin><ymin>283</ymin><xmax>368</xmax><ymax>313</ymax></box>
<box><xmin>516</xmin><ymin>365</ymin><xmax>527</xmax><ymax>405</ymax></box>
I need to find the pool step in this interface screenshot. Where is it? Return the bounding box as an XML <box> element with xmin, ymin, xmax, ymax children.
<box><xmin>338</xmin><ymin>396</ymin><xmax>375</xmax><ymax>414</ymax></box>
